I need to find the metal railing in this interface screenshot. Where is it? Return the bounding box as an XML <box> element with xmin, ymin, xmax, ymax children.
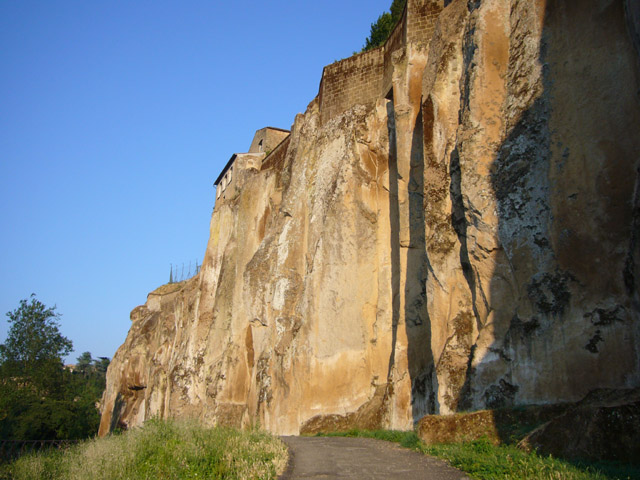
<box><xmin>168</xmin><ymin>260</ymin><xmax>201</xmax><ymax>284</ymax></box>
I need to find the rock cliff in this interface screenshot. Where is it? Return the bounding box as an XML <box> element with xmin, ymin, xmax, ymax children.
<box><xmin>99</xmin><ymin>0</ymin><xmax>640</xmax><ymax>436</ymax></box>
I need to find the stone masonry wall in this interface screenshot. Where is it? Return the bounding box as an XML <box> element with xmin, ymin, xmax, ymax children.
<box><xmin>407</xmin><ymin>0</ymin><xmax>444</xmax><ymax>45</ymax></box>
<box><xmin>383</xmin><ymin>2</ymin><xmax>408</xmax><ymax>95</ymax></box>
<box><xmin>319</xmin><ymin>0</ymin><xmax>444</xmax><ymax>124</ymax></box>
<box><xmin>319</xmin><ymin>48</ymin><xmax>384</xmax><ymax>125</ymax></box>
<box><xmin>248</xmin><ymin>128</ymin><xmax>290</xmax><ymax>154</ymax></box>
<box><xmin>260</xmin><ymin>135</ymin><xmax>290</xmax><ymax>172</ymax></box>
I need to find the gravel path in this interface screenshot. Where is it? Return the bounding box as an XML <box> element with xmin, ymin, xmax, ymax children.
<box><xmin>279</xmin><ymin>436</ymin><xmax>470</xmax><ymax>479</ymax></box>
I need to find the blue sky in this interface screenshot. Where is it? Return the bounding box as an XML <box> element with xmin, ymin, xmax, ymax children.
<box><xmin>0</xmin><ymin>1</ymin><xmax>391</xmax><ymax>362</ymax></box>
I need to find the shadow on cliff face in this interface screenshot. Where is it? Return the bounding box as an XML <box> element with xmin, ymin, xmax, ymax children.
<box><xmin>452</xmin><ymin>0</ymin><xmax>640</xmax><ymax>447</ymax></box>
<box><xmin>386</xmin><ymin>101</ymin><xmax>401</xmax><ymax>397</ymax></box>
<box><xmin>387</xmin><ymin>99</ymin><xmax>437</xmax><ymax>424</ymax></box>
<box><xmin>623</xmin><ymin>0</ymin><xmax>640</xmax><ymax>316</ymax></box>
<box><xmin>406</xmin><ymin>109</ymin><xmax>437</xmax><ymax>421</ymax></box>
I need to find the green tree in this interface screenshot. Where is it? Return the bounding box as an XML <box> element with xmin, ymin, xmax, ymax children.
<box><xmin>93</xmin><ymin>356</ymin><xmax>110</xmax><ymax>375</ymax></box>
<box><xmin>0</xmin><ymin>295</ymin><xmax>72</xmax><ymax>374</ymax></box>
<box><xmin>0</xmin><ymin>296</ymin><xmax>107</xmax><ymax>441</ymax></box>
<box><xmin>76</xmin><ymin>351</ymin><xmax>93</xmax><ymax>375</ymax></box>
<box><xmin>389</xmin><ymin>0</ymin><xmax>406</xmax><ymax>21</ymax></box>
<box><xmin>0</xmin><ymin>296</ymin><xmax>73</xmax><ymax>440</ymax></box>
<box><xmin>362</xmin><ymin>0</ymin><xmax>407</xmax><ymax>51</ymax></box>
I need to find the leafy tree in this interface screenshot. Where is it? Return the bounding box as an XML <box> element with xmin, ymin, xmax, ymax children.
<box><xmin>362</xmin><ymin>0</ymin><xmax>407</xmax><ymax>51</ymax></box>
<box><xmin>76</xmin><ymin>351</ymin><xmax>93</xmax><ymax>375</ymax></box>
<box><xmin>0</xmin><ymin>295</ymin><xmax>72</xmax><ymax>374</ymax></box>
<box><xmin>93</xmin><ymin>356</ymin><xmax>110</xmax><ymax>375</ymax></box>
<box><xmin>389</xmin><ymin>0</ymin><xmax>406</xmax><ymax>21</ymax></box>
<box><xmin>0</xmin><ymin>296</ymin><xmax>109</xmax><ymax>441</ymax></box>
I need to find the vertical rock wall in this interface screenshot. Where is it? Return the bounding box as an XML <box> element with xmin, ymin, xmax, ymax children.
<box><xmin>100</xmin><ymin>0</ymin><xmax>640</xmax><ymax>435</ymax></box>
<box><xmin>421</xmin><ymin>0</ymin><xmax>640</xmax><ymax>413</ymax></box>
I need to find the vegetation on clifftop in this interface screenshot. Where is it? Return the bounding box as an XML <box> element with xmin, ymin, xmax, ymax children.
<box><xmin>2</xmin><ymin>419</ymin><xmax>288</xmax><ymax>480</ymax></box>
<box><xmin>362</xmin><ymin>0</ymin><xmax>407</xmax><ymax>51</ymax></box>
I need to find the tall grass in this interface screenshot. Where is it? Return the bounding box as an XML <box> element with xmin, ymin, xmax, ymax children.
<box><xmin>317</xmin><ymin>430</ymin><xmax>640</xmax><ymax>480</ymax></box>
<box><xmin>2</xmin><ymin>419</ymin><xmax>288</xmax><ymax>480</ymax></box>
<box><xmin>423</xmin><ymin>437</ymin><xmax>640</xmax><ymax>480</ymax></box>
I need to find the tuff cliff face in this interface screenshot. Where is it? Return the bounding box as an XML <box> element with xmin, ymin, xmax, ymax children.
<box><xmin>99</xmin><ymin>0</ymin><xmax>640</xmax><ymax>436</ymax></box>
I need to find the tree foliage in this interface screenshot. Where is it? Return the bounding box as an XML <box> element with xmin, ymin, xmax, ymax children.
<box><xmin>0</xmin><ymin>296</ymin><xmax>109</xmax><ymax>441</ymax></box>
<box><xmin>75</xmin><ymin>351</ymin><xmax>93</xmax><ymax>375</ymax></box>
<box><xmin>0</xmin><ymin>295</ymin><xmax>72</xmax><ymax>373</ymax></box>
<box><xmin>362</xmin><ymin>0</ymin><xmax>407</xmax><ymax>52</ymax></box>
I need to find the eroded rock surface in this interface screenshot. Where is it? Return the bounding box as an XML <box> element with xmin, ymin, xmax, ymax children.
<box><xmin>517</xmin><ymin>388</ymin><xmax>640</xmax><ymax>463</ymax></box>
<box><xmin>100</xmin><ymin>0</ymin><xmax>640</xmax><ymax>436</ymax></box>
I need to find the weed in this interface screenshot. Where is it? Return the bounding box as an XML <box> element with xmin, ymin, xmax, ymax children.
<box><xmin>2</xmin><ymin>419</ymin><xmax>287</xmax><ymax>480</ymax></box>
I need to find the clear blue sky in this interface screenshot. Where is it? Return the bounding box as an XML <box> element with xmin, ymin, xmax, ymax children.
<box><xmin>0</xmin><ymin>1</ymin><xmax>391</xmax><ymax>363</ymax></box>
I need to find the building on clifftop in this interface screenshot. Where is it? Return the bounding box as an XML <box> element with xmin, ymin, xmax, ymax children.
<box><xmin>214</xmin><ymin>126</ymin><xmax>290</xmax><ymax>204</ymax></box>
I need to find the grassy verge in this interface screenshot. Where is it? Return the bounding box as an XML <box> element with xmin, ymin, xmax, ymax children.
<box><xmin>318</xmin><ymin>430</ymin><xmax>640</xmax><ymax>480</ymax></box>
<box><xmin>1</xmin><ymin>419</ymin><xmax>288</xmax><ymax>480</ymax></box>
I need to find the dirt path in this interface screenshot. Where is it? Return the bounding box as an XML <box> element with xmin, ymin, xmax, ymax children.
<box><xmin>279</xmin><ymin>436</ymin><xmax>470</xmax><ymax>479</ymax></box>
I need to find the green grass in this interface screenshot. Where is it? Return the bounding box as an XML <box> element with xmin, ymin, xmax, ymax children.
<box><xmin>1</xmin><ymin>419</ymin><xmax>288</xmax><ymax>480</ymax></box>
<box><xmin>316</xmin><ymin>429</ymin><xmax>640</xmax><ymax>480</ymax></box>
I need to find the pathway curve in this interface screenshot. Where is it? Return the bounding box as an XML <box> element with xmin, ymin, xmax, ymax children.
<box><xmin>279</xmin><ymin>436</ymin><xmax>470</xmax><ymax>479</ymax></box>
